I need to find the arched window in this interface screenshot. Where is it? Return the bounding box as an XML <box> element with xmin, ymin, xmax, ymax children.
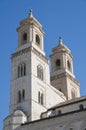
<box><xmin>24</xmin><ymin>64</ymin><xmax>26</xmax><ymax>76</ymax></box>
<box><xmin>37</xmin><ymin>65</ymin><xmax>43</xmax><ymax>81</ymax></box>
<box><xmin>18</xmin><ymin>89</ymin><xmax>25</xmax><ymax>103</ymax></box>
<box><xmin>38</xmin><ymin>91</ymin><xmax>40</xmax><ymax>103</ymax></box>
<box><xmin>67</xmin><ymin>60</ymin><xmax>71</xmax><ymax>71</ymax></box>
<box><xmin>23</xmin><ymin>33</ymin><xmax>27</xmax><ymax>42</ymax></box>
<box><xmin>79</xmin><ymin>104</ymin><xmax>84</xmax><ymax>110</ymax></box>
<box><xmin>36</xmin><ymin>34</ymin><xmax>40</xmax><ymax>45</ymax></box>
<box><xmin>38</xmin><ymin>91</ymin><xmax>44</xmax><ymax>105</ymax></box>
<box><xmin>71</xmin><ymin>89</ymin><xmax>76</xmax><ymax>99</ymax></box>
<box><xmin>18</xmin><ymin>63</ymin><xmax>26</xmax><ymax>78</ymax></box>
<box><xmin>21</xmin><ymin>65</ymin><xmax>23</xmax><ymax>76</ymax></box>
<box><xmin>56</xmin><ymin>59</ymin><xmax>61</xmax><ymax>69</ymax></box>
<box><xmin>41</xmin><ymin>93</ymin><xmax>44</xmax><ymax>105</ymax></box>
<box><xmin>22</xmin><ymin>89</ymin><xmax>25</xmax><ymax>101</ymax></box>
<box><xmin>18</xmin><ymin>91</ymin><xmax>21</xmax><ymax>103</ymax></box>
<box><xmin>18</xmin><ymin>65</ymin><xmax>21</xmax><ymax>77</ymax></box>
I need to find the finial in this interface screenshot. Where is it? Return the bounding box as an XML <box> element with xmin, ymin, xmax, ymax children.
<box><xmin>59</xmin><ymin>37</ymin><xmax>63</xmax><ymax>45</ymax></box>
<box><xmin>29</xmin><ymin>9</ymin><xmax>33</xmax><ymax>17</ymax></box>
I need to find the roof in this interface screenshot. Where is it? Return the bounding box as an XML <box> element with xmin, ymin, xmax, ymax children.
<box><xmin>48</xmin><ymin>96</ymin><xmax>86</xmax><ymax>110</ymax></box>
<box><xmin>50</xmin><ymin>37</ymin><xmax>73</xmax><ymax>59</ymax></box>
<box><xmin>22</xmin><ymin>108</ymin><xmax>86</xmax><ymax>126</ymax></box>
<box><xmin>17</xmin><ymin>10</ymin><xmax>44</xmax><ymax>34</ymax></box>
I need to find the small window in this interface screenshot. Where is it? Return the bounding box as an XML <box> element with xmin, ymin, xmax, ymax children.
<box><xmin>24</xmin><ymin>64</ymin><xmax>26</xmax><ymax>76</ymax></box>
<box><xmin>38</xmin><ymin>91</ymin><xmax>44</xmax><ymax>105</ymax></box>
<box><xmin>67</xmin><ymin>60</ymin><xmax>71</xmax><ymax>71</ymax></box>
<box><xmin>18</xmin><ymin>90</ymin><xmax>25</xmax><ymax>103</ymax></box>
<box><xmin>36</xmin><ymin>34</ymin><xmax>40</xmax><ymax>45</ymax></box>
<box><xmin>41</xmin><ymin>93</ymin><xmax>44</xmax><ymax>105</ymax></box>
<box><xmin>18</xmin><ymin>63</ymin><xmax>26</xmax><ymax>78</ymax></box>
<box><xmin>18</xmin><ymin>65</ymin><xmax>21</xmax><ymax>77</ymax></box>
<box><xmin>21</xmin><ymin>65</ymin><xmax>23</xmax><ymax>76</ymax></box>
<box><xmin>56</xmin><ymin>59</ymin><xmax>61</xmax><ymax>69</ymax></box>
<box><xmin>79</xmin><ymin>104</ymin><xmax>84</xmax><ymax>110</ymax></box>
<box><xmin>38</xmin><ymin>91</ymin><xmax>40</xmax><ymax>103</ymax></box>
<box><xmin>23</xmin><ymin>33</ymin><xmax>27</xmax><ymax>41</ymax></box>
<box><xmin>22</xmin><ymin>33</ymin><xmax>27</xmax><ymax>45</ymax></box>
<box><xmin>22</xmin><ymin>89</ymin><xmax>25</xmax><ymax>101</ymax></box>
<box><xmin>37</xmin><ymin>65</ymin><xmax>43</xmax><ymax>81</ymax></box>
<box><xmin>18</xmin><ymin>91</ymin><xmax>21</xmax><ymax>103</ymax></box>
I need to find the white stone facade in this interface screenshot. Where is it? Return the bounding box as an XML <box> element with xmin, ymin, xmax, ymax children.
<box><xmin>3</xmin><ymin>10</ymin><xmax>86</xmax><ymax>130</ymax></box>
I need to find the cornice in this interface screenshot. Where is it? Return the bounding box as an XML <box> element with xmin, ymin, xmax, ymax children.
<box><xmin>50</xmin><ymin>72</ymin><xmax>79</xmax><ymax>86</ymax></box>
<box><xmin>11</xmin><ymin>47</ymin><xmax>31</xmax><ymax>59</ymax></box>
<box><xmin>50</xmin><ymin>49</ymin><xmax>73</xmax><ymax>59</ymax></box>
<box><xmin>11</xmin><ymin>47</ymin><xmax>49</xmax><ymax>64</ymax></box>
<box><xmin>50</xmin><ymin>73</ymin><xmax>66</xmax><ymax>80</ymax></box>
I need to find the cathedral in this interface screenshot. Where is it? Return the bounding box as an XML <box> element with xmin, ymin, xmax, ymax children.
<box><xmin>3</xmin><ymin>10</ymin><xmax>86</xmax><ymax>130</ymax></box>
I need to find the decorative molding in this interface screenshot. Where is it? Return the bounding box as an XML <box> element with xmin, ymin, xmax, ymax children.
<box><xmin>50</xmin><ymin>72</ymin><xmax>79</xmax><ymax>86</ymax></box>
<box><xmin>11</xmin><ymin>46</ymin><xmax>49</xmax><ymax>64</ymax></box>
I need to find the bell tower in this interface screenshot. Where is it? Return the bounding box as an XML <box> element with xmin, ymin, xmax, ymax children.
<box><xmin>10</xmin><ymin>10</ymin><xmax>50</xmax><ymax>122</ymax></box>
<box><xmin>50</xmin><ymin>37</ymin><xmax>80</xmax><ymax>100</ymax></box>
<box><xmin>17</xmin><ymin>10</ymin><xmax>45</xmax><ymax>55</ymax></box>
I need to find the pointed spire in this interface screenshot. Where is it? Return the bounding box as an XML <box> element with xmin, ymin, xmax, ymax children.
<box><xmin>59</xmin><ymin>37</ymin><xmax>63</xmax><ymax>45</ymax></box>
<box><xmin>29</xmin><ymin>9</ymin><xmax>33</xmax><ymax>17</ymax></box>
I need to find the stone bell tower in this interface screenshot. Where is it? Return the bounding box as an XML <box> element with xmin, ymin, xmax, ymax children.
<box><xmin>10</xmin><ymin>10</ymin><xmax>50</xmax><ymax>122</ymax></box>
<box><xmin>50</xmin><ymin>37</ymin><xmax>80</xmax><ymax>100</ymax></box>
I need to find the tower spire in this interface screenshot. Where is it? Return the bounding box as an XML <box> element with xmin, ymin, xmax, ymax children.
<box><xmin>59</xmin><ymin>37</ymin><xmax>63</xmax><ymax>45</ymax></box>
<box><xmin>29</xmin><ymin>9</ymin><xmax>33</xmax><ymax>17</ymax></box>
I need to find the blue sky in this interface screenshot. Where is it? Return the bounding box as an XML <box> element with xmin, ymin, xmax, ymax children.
<box><xmin>0</xmin><ymin>0</ymin><xmax>86</xmax><ymax>130</ymax></box>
